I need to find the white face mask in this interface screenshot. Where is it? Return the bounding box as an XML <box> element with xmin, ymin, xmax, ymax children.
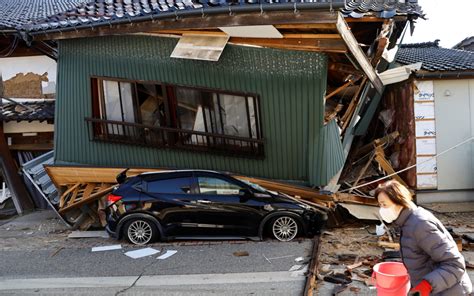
<box><xmin>379</xmin><ymin>206</ymin><xmax>400</xmax><ymax>223</ymax></box>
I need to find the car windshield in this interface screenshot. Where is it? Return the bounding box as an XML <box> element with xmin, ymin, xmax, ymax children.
<box><xmin>238</xmin><ymin>179</ymin><xmax>269</xmax><ymax>194</ymax></box>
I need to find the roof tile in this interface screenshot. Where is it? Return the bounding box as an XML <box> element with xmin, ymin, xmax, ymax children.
<box><xmin>0</xmin><ymin>101</ymin><xmax>55</xmax><ymax>122</ymax></box>
<box><xmin>397</xmin><ymin>41</ymin><xmax>474</xmax><ymax>72</ymax></box>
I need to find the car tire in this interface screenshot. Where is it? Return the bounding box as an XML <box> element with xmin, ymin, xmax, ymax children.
<box><xmin>123</xmin><ymin>218</ymin><xmax>159</xmax><ymax>245</ymax></box>
<box><xmin>269</xmin><ymin>215</ymin><xmax>299</xmax><ymax>242</ymax></box>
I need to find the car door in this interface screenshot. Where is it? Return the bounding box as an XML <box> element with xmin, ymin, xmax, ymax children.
<box><xmin>195</xmin><ymin>172</ymin><xmax>265</xmax><ymax>237</ymax></box>
<box><xmin>140</xmin><ymin>172</ymin><xmax>209</xmax><ymax>237</ymax></box>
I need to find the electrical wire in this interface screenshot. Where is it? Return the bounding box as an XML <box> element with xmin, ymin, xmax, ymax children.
<box><xmin>339</xmin><ymin>136</ymin><xmax>474</xmax><ymax>193</ymax></box>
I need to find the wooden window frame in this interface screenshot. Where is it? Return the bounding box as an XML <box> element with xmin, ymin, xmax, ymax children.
<box><xmin>87</xmin><ymin>76</ymin><xmax>264</xmax><ymax>158</ymax></box>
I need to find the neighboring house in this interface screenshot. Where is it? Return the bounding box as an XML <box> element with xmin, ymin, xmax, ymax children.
<box><xmin>1</xmin><ymin>100</ymin><xmax>55</xmax><ymax>155</ymax></box>
<box><xmin>454</xmin><ymin>36</ymin><xmax>474</xmax><ymax>52</ymax></box>
<box><xmin>3</xmin><ymin>0</ymin><xmax>422</xmax><ymax>190</ymax></box>
<box><xmin>0</xmin><ymin>0</ymin><xmax>77</xmax><ymax>212</ymax></box>
<box><xmin>383</xmin><ymin>41</ymin><xmax>474</xmax><ymax>203</ymax></box>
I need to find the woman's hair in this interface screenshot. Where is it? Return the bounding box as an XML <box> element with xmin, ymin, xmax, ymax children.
<box><xmin>374</xmin><ymin>180</ymin><xmax>413</xmax><ymax>208</ymax></box>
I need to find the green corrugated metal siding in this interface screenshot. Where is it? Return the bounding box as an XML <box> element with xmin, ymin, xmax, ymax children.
<box><xmin>309</xmin><ymin>119</ymin><xmax>345</xmax><ymax>185</ymax></box>
<box><xmin>55</xmin><ymin>35</ymin><xmax>336</xmax><ymax>186</ymax></box>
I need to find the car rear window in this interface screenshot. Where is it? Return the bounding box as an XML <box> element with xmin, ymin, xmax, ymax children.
<box><xmin>146</xmin><ymin>177</ymin><xmax>192</xmax><ymax>194</ymax></box>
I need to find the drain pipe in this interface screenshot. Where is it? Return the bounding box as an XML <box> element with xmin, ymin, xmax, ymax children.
<box><xmin>25</xmin><ymin>2</ymin><xmax>346</xmax><ymax>37</ymax></box>
<box><xmin>415</xmin><ymin>71</ymin><xmax>474</xmax><ymax>79</ymax></box>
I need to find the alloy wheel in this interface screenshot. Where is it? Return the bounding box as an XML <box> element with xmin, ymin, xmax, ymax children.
<box><xmin>127</xmin><ymin>219</ymin><xmax>153</xmax><ymax>245</ymax></box>
<box><xmin>272</xmin><ymin>216</ymin><xmax>298</xmax><ymax>242</ymax></box>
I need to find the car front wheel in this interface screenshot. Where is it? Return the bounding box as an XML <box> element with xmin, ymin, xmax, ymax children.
<box><xmin>271</xmin><ymin>216</ymin><xmax>299</xmax><ymax>242</ymax></box>
<box><xmin>123</xmin><ymin>218</ymin><xmax>158</xmax><ymax>245</ymax></box>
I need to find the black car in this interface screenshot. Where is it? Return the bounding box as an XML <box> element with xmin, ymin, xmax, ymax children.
<box><xmin>105</xmin><ymin>170</ymin><xmax>326</xmax><ymax>245</ymax></box>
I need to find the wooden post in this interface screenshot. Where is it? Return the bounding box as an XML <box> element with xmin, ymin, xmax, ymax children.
<box><xmin>0</xmin><ymin>123</ymin><xmax>35</xmax><ymax>214</ymax></box>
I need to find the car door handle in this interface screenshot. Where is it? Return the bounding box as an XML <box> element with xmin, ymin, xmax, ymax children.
<box><xmin>197</xmin><ymin>199</ymin><xmax>212</xmax><ymax>204</ymax></box>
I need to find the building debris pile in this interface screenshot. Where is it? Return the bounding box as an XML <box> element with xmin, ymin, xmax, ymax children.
<box><xmin>312</xmin><ymin>212</ymin><xmax>474</xmax><ymax>294</ymax></box>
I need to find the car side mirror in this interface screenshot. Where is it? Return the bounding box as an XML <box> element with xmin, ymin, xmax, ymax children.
<box><xmin>239</xmin><ymin>188</ymin><xmax>252</xmax><ymax>200</ymax></box>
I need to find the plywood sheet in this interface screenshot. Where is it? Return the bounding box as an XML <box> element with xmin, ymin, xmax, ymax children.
<box><xmin>416</xmin><ymin>138</ymin><xmax>436</xmax><ymax>155</ymax></box>
<box><xmin>416</xmin><ymin>156</ymin><xmax>437</xmax><ymax>173</ymax></box>
<box><xmin>416</xmin><ymin>174</ymin><xmax>437</xmax><ymax>189</ymax></box>
<box><xmin>414</xmin><ymin>80</ymin><xmax>434</xmax><ymax>101</ymax></box>
<box><xmin>171</xmin><ymin>34</ymin><xmax>229</xmax><ymax>62</ymax></box>
<box><xmin>415</xmin><ymin>120</ymin><xmax>436</xmax><ymax>137</ymax></box>
<box><xmin>414</xmin><ymin>102</ymin><xmax>435</xmax><ymax>119</ymax></box>
<box><xmin>219</xmin><ymin>25</ymin><xmax>283</xmax><ymax>38</ymax></box>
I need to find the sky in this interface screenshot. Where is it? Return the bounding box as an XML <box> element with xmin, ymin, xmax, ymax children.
<box><xmin>402</xmin><ymin>0</ymin><xmax>474</xmax><ymax>48</ymax></box>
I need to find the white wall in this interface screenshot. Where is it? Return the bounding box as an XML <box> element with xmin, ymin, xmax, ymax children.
<box><xmin>433</xmin><ymin>79</ymin><xmax>474</xmax><ymax>190</ymax></box>
<box><xmin>3</xmin><ymin>121</ymin><xmax>54</xmax><ymax>134</ymax></box>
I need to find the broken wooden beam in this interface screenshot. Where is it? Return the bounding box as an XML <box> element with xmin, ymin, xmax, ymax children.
<box><xmin>335</xmin><ymin>13</ymin><xmax>383</xmax><ymax>94</ymax></box>
<box><xmin>304</xmin><ymin>235</ymin><xmax>322</xmax><ymax>296</ymax></box>
<box><xmin>374</xmin><ymin>145</ymin><xmax>409</xmax><ymax>188</ymax></box>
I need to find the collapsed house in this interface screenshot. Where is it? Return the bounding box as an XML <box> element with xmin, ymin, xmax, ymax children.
<box><xmin>0</xmin><ymin>0</ymin><xmax>425</xmax><ymax>227</ymax></box>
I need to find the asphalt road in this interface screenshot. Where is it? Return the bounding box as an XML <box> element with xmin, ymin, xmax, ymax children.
<box><xmin>0</xmin><ymin>210</ymin><xmax>314</xmax><ymax>295</ymax></box>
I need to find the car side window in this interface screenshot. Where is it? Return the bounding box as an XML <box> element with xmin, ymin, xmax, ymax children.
<box><xmin>198</xmin><ymin>177</ymin><xmax>242</xmax><ymax>195</ymax></box>
<box><xmin>147</xmin><ymin>177</ymin><xmax>192</xmax><ymax>194</ymax></box>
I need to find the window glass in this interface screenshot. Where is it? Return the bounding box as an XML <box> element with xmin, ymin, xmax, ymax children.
<box><xmin>198</xmin><ymin>177</ymin><xmax>242</xmax><ymax>195</ymax></box>
<box><xmin>147</xmin><ymin>177</ymin><xmax>191</xmax><ymax>194</ymax></box>
<box><xmin>120</xmin><ymin>82</ymin><xmax>135</xmax><ymax>123</ymax></box>
<box><xmin>103</xmin><ymin>80</ymin><xmax>122</xmax><ymax>121</ymax></box>
<box><xmin>102</xmin><ymin>80</ymin><xmax>135</xmax><ymax>123</ymax></box>
<box><xmin>217</xmin><ymin>93</ymin><xmax>254</xmax><ymax>138</ymax></box>
<box><xmin>137</xmin><ymin>84</ymin><xmax>165</xmax><ymax>127</ymax></box>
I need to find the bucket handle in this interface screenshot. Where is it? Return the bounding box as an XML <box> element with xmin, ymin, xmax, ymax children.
<box><xmin>372</xmin><ymin>272</ymin><xmax>411</xmax><ymax>293</ymax></box>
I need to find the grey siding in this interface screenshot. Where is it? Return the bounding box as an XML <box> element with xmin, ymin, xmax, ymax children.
<box><xmin>55</xmin><ymin>35</ymin><xmax>333</xmax><ymax>186</ymax></box>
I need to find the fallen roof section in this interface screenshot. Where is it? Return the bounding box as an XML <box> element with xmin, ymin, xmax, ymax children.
<box><xmin>0</xmin><ymin>100</ymin><xmax>55</xmax><ymax>122</ymax></box>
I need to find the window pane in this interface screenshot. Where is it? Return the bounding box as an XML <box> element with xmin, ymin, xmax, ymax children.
<box><xmin>198</xmin><ymin>177</ymin><xmax>242</xmax><ymax>195</ymax></box>
<box><xmin>247</xmin><ymin>96</ymin><xmax>257</xmax><ymax>139</ymax></box>
<box><xmin>218</xmin><ymin>94</ymin><xmax>251</xmax><ymax>138</ymax></box>
<box><xmin>120</xmin><ymin>82</ymin><xmax>135</xmax><ymax>123</ymax></box>
<box><xmin>147</xmin><ymin>177</ymin><xmax>191</xmax><ymax>194</ymax></box>
<box><xmin>176</xmin><ymin>87</ymin><xmax>207</xmax><ymax>145</ymax></box>
<box><xmin>103</xmin><ymin>80</ymin><xmax>122</xmax><ymax>121</ymax></box>
<box><xmin>138</xmin><ymin>84</ymin><xmax>165</xmax><ymax>127</ymax></box>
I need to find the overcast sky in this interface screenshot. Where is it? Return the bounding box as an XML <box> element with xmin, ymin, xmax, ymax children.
<box><xmin>402</xmin><ymin>0</ymin><xmax>474</xmax><ymax>48</ymax></box>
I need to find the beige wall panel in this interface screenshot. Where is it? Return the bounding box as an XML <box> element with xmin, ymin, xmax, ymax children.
<box><xmin>434</xmin><ymin>79</ymin><xmax>474</xmax><ymax>190</ymax></box>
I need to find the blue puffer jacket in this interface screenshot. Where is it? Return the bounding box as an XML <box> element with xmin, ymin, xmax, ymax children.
<box><xmin>393</xmin><ymin>206</ymin><xmax>472</xmax><ymax>295</ymax></box>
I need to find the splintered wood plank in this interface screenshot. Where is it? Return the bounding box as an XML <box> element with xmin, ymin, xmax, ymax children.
<box><xmin>235</xmin><ymin>175</ymin><xmax>334</xmax><ymax>201</ymax></box>
<box><xmin>59</xmin><ymin>183</ymin><xmax>81</xmax><ymax>208</ymax></box>
<box><xmin>45</xmin><ymin>166</ymin><xmax>163</xmax><ymax>186</ymax></box>
<box><xmin>82</xmin><ymin>183</ymin><xmax>96</xmax><ymax>201</ymax></box>
<box><xmin>304</xmin><ymin>236</ymin><xmax>322</xmax><ymax>296</ymax></box>
<box><xmin>275</xmin><ymin>24</ymin><xmax>337</xmax><ymax>30</ymax></box>
<box><xmin>335</xmin><ymin>13</ymin><xmax>383</xmax><ymax>93</ymax></box>
<box><xmin>341</xmin><ymin>78</ymin><xmax>367</xmax><ymax>130</ymax></box>
<box><xmin>229</xmin><ymin>37</ymin><xmax>347</xmax><ymax>53</ymax></box>
<box><xmin>65</xmin><ymin>184</ymin><xmax>81</xmax><ymax>207</ymax></box>
<box><xmin>59</xmin><ymin>185</ymin><xmax>116</xmax><ymax>214</ymax></box>
<box><xmin>374</xmin><ymin>146</ymin><xmax>408</xmax><ymax>188</ymax></box>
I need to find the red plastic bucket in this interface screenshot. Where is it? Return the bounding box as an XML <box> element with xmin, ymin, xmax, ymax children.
<box><xmin>372</xmin><ymin>262</ymin><xmax>410</xmax><ymax>296</ymax></box>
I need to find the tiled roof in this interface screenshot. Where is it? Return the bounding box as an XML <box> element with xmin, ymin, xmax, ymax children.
<box><xmin>0</xmin><ymin>0</ymin><xmax>84</xmax><ymax>29</ymax></box>
<box><xmin>454</xmin><ymin>36</ymin><xmax>474</xmax><ymax>51</ymax></box>
<box><xmin>397</xmin><ymin>40</ymin><xmax>474</xmax><ymax>72</ymax></box>
<box><xmin>1</xmin><ymin>100</ymin><xmax>55</xmax><ymax>122</ymax></box>
<box><xmin>10</xmin><ymin>0</ymin><xmax>422</xmax><ymax>33</ymax></box>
